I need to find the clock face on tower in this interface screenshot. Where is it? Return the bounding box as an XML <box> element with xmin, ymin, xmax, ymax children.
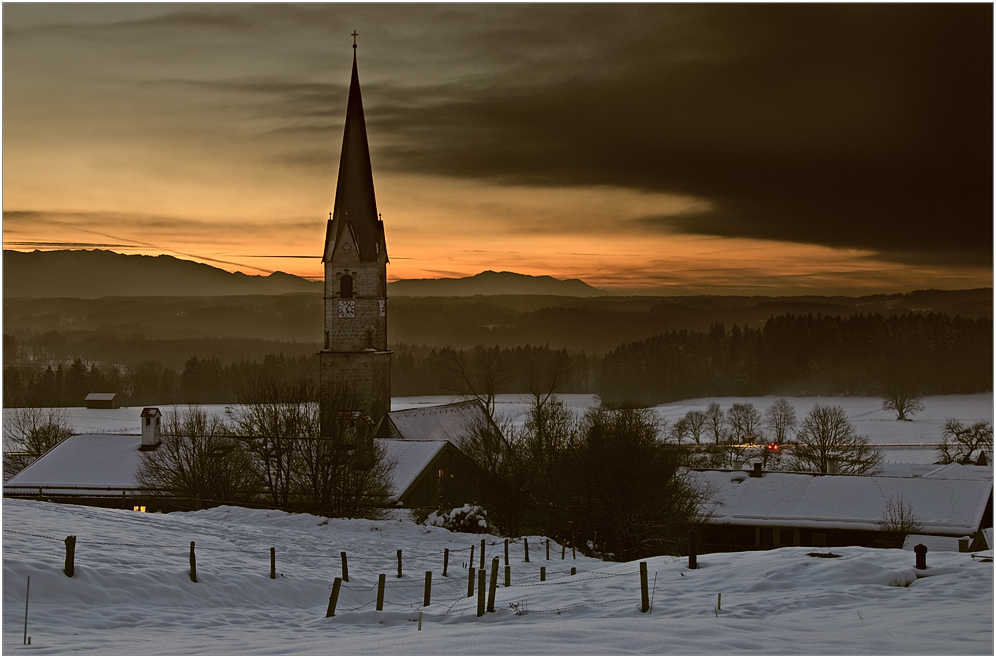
<box><xmin>338</xmin><ymin>300</ymin><xmax>356</xmax><ymax>318</ymax></box>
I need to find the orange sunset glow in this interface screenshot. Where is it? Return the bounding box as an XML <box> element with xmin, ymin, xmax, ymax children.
<box><xmin>3</xmin><ymin>4</ymin><xmax>991</xmax><ymax>296</ymax></box>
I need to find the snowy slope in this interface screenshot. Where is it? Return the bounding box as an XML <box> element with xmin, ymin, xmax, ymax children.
<box><xmin>2</xmin><ymin>499</ymin><xmax>993</xmax><ymax>654</ymax></box>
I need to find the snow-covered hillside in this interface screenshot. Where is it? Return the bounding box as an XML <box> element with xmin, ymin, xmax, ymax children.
<box><xmin>2</xmin><ymin>499</ymin><xmax>992</xmax><ymax>654</ymax></box>
<box><xmin>24</xmin><ymin>393</ymin><xmax>993</xmax><ymax>465</ymax></box>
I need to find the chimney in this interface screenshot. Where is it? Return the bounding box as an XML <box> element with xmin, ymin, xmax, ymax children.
<box><xmin>140</xmin><ymin>407</ymin><xmax>162</xmax><ymax>449</ymax></box>
<box><xmin>827</xmin><ymin>452</ymin><xmax>840</xmax><ymax>474</ymax></box>
<box><xmin>749</xmin><ymin>462</ymin><xmax>762</xmax><ymax>478</ymax></box>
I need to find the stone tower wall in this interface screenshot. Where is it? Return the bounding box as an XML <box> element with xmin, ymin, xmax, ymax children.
<box><xmin>320</xmin><ymin>350</ymin><xmax>391</xmax><ymax>424</ymax></box>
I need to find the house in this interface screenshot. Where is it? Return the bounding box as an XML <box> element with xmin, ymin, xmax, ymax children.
<box><xmin>374</xmin><ymin>400</ymin><xmax>489</xmax><ymax>509</ymax></box>
<box><xmin>4</xmin><ymin>433</ymin><xmax>147</xmax><ymax>508</ymax></box>
<box><xmin>4</xmin><ymin>404</ymin><xmax>484</xmax><ymax>513</ymax></box>
<box><xmin>379</xmin><ymin>439</ymin><xmax>478</xmax><ymax>509</ymax></box>
<box><xmin>691</xmin><ymin>465</ymin><xmax>993</xmax><ymax>554</ymax></box>
<box><xmin>85</xmin><ymin>392</ymin><xmax>119</xmax><ymax>409</ymax></box>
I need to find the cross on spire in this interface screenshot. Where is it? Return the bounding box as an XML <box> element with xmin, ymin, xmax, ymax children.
<box><xmin>352</xmin><ymin>30</ymin><xmax>358</xmax><ymax>48</ymax></box>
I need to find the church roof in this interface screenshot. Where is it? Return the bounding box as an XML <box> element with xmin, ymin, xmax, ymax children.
<box><xmin>323</xmin><ymin>46</ymin><xmax>387</xmax><ymax>264</ymax></box>
<box><xmin>376</xmin><ymin>400</ymin><xmax>492</xmax><ymax>449</ymax></box>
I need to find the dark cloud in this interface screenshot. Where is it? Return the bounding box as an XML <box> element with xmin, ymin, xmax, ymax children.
<box><xmin>356</xmin><ymin>4</ymin><xmax>993</xmax><ymax>267</ymax></box>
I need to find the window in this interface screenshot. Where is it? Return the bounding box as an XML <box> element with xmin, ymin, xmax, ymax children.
<box><xmin>339</xmin><ymin>274</ymin><xmax>354</xmax><ymax>298</ymax></box>
<box><xmin>437</xmin><ymin>468</ymin><xmax>445</xmax><ymax>494</ymax></box>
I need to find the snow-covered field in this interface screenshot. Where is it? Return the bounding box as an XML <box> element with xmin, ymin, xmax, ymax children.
<box><xmin>26</xmin><ymin>392</ymin><xmax>994</xmax><ymax>466</ymax></box>
<box><xmin>2</xmin><ymin>499</ymin><xmax>993</xmax><ymax>655</ymax></box>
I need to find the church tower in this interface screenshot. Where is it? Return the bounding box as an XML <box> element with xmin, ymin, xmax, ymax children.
<box><xmin>320</xmin><ymin>37</ymin><xmax>390</xmax><ymax>429</ymax></box>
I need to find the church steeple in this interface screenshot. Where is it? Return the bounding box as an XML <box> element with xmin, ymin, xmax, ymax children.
<box><xmin>320</xmin><ymin>36</ymin><xmax>391</xmax><ymax>429</ymax></box>
<box><xmin>323</xmin><ymin>42</ymin><xmax>387</xmax><ymax>264</ymax></box>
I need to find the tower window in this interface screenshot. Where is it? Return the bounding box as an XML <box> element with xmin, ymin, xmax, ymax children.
<box><xmin>339</xmin><ymin>274</ymin><xmax>354</xmax><ymax>298</ymax></box>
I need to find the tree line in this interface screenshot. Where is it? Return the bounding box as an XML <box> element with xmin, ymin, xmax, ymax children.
<box><xmin>3</xmin><ymin>311</ymin><xmax>991</xmax><ymax>409</ymax></box>
<box><xmin>601</xmin><ymin>312</ymin><xmax>992</xmax><ymax>406</ymax></box>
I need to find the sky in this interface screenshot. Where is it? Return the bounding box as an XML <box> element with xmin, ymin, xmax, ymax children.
<box><xmin>3</xmin><ymin>3</ymin><xmax>993</xmax><ymax>295</ymax></box>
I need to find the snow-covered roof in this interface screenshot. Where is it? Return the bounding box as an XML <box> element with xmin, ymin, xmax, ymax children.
<box><xmin>921</xmin><ymin>463</ymin><xmax>992</xmax><ymax>480</ymax></box>
<box><xmin>4</xmin><ymin>434</ymin><xmax>143</xmax><ymax>495</ymax></box>
<box><xmin>379</xmin><ymin>400</ymin><xmax>488</xmax><ymax>448</ymax></box>
<box><xmin>3</xmin><ymin>430</ymin><xmax>454</xmax><ymax>505</ymax></box>
<box><xmin>692</xmin><ymin>470</ymin><xmax>992</xmax><ymax>536</ymax></box>
<box><xmin>84</xmin><ymin>393</ymin><xmax>117</xmax><ymax>401</ymax></box>
<box><xmin>375</xmin><ymin>439</ymin><xmax>447</xmax><ymax>501</ymax></box>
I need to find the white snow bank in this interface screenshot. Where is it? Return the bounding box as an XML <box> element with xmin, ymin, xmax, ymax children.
<box><xmin>2</xmin><ymin>499</ymin><xmax>992</xmax><ymax>655</ymax></box>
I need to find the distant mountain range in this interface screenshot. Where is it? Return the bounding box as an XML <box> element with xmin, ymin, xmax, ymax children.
<box><xmin>3</xmin><ymin>250</ymin><xmax>321</xmax><ymax>298</ymax></box>
<box><xmin>2</xmin><ymin>250</ymin><xmax>604</xmax><ymax>298</ymax></box>
<box><xmin>388</xmin><ymin>270</ymin><xmax>604</xmax><ymax>297</ymax></box>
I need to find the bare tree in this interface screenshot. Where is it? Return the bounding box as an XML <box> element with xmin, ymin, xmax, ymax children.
<box><xmin>439</xmin><ymin>345</ymin><xmax>509</xmax><ymax>419</ymax></box>
<box><xmin>3</xmin><ymin>407</ymin><xmax>75</xmax><ymax>478</ymax></box>
<box><xmin>878</xmin><ymin>494</ymin><xmax>924</xmax><ymax>548</ymax></box>
<box><xmin>791</xmin><ymin>404</ymin><xmax>882</xmax><ymax>475</ymax></box>
<box><xmin>670</xmin><ymin>416</ymin><xmax>690</xmax><ymax>444</ymax></box>
<box><xmin>704</xmin><ymin>402</ymin><xmax>727</xmax><ymax>444</ymax></box>
<box><xmin>936</xmin><ymin>419</ymin><xmax>993</xmax><ymax>465</ymax></box>
<box><xmin>137</xmin><ymin>406</ymin><xmax>255</xmax><ymax>507</ymax></box>
<box><xmin>881</xmin><ymin>389</ymin><xmax>924</xmax><ymax>421</ymax></box>
<box><xmin>763</xmin><ymin>398</ymin><xmax>797</xmax><ymax>445</ymax></box>
<box><xmin>461</xmin><ymin>405</ymin><xmax>529</xmax><ymax>535</ymax></box>
<box><xmin>726</xmin><ymin>402</ymin><xmax>763</xmax><ymax>443</ymax></box>
<box><xmin>227</xmin><ymin>377</ymin><xmax>314</xmax><ymax>509</ymax></box>
<box><xmin>683</xmin><ymin>410</ymin><xmax>707</xmax><ymax>445</ymax></box>
<box><xmin>293</xmin><ymin>383</ymin><xmax>395</xmax><ymax>518</ymax></box>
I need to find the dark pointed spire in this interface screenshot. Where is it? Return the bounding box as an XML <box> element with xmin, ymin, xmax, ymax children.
<box><xmin>324</xmin><ymin>39</ymin><xmax>386</xmax><ymax>263</ymax></box>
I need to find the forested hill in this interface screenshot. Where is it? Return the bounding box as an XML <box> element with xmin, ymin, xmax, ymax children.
<box><xmin>3</xmin><ymin>249</ymin><xmax>321</xmax><ymax>297</ymax></box>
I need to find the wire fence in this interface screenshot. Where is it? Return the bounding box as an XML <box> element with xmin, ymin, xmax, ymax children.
<box><xmin>4</xmin><ymin>526</ymin><xmax>676</xmax><ymax>619</ymax></box>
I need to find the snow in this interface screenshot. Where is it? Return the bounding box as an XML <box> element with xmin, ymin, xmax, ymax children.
<box><xmin>2</xmin><ymin>499</ymin><xmax>993</xmax><ymax>654</ymax></box>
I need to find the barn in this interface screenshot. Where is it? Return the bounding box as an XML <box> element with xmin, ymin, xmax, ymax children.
<box><xmin>690</xmin><ymin>465</ymin><xmax>993</xmax><ymax>553</ymax></box>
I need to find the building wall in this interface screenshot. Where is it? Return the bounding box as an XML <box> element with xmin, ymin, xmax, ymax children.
<box><xmin>399</xmin><ymin>445</ymin><xmax>478</xmax><ymax>510</ymax></box>
<box><xmin>320</xmin><ymin>350</ymin><xmax>391</xmax><ymax>425</ymax></box>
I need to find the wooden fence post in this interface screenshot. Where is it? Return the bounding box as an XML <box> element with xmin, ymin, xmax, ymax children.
<box><xmin>572</xmin><ymin>533</ymin><xmax>576</xmax><ymax>559</ymax></box>
<box><xmin>639</xmin><ymin>562</ymin><xmax>649</xmax><ymax>613</ymax></box>
<box><xmin>23</xmin><ymin>576</ymin><xmax>29</xmax><ymax>645</ymax></box>
<box><xmin>443</xmin><ymin>548</ymin><xmax>449</xmax><ymax>577</ymax></box>
<box><xmin>476</xmin><ymin>569</ymin><xmax>486</xmax><ymax>617</ymax></box>
<box><xmin>63</xmin><ymin>536</ymin><xmax>76</xmax><ymax>578</ymax></box>
<box><xmin>340</xmin><ymin>551</ymin><xmax>349</xmax><ymax>583</ymax></box>
<box><xmin>504</xmin><ymin>538</ymin><xmax>509</xmax><ymax>565</ymax></box>
<box><xmin>479</xmin><ymin>539</ymin><xmax>485</xmax><ymax>569</ymax></box>
<box><xmin>270</xmin><ymin>547</ymin><xmax>276</xmax><ymax>579</ymax></box>
<box><xmin>546</xmin><ymin>539</ymin><xmax>550</xmax><ymax>560</ymax></box>
<box><xmin>326</xmin><ymin>577</ymin><xmax>342</xmax><ymax>617</ymax></box>
<box><xmin>688</xmin><ymin>530</ymin><xmax>698</xmax><ymax>569</ymax></box>
<box><xmin>561</xmin><ymin>543</ymin><xmax>566</xmax><ymax>560</ymax></box>
<box><xmin>189</xmin><ymin>541</ymin><xmax>197</xmax><ymax>583</ymax></box>
<box><xmin>524</xmin><ymin>537</ymin><xmax>530</xmax><ymax>563</ymax></box>
<box><xmin>914</xmin><ymin>544</ymin><xmax>928</xmax><ymax>570</ymax></box>
<box><xmin>423</xmin><ymin>571</ymin><xmax>432</xmax><ymax>607</ymax></box>
<box><xmin>376</xmin><ymin>574</ymin><xmax>386</xmax><ymax>611</ymax></box>
<box><xmin>504</xmin><ymin>564</ymin><xmax>510</xmax><ymax>587</ymax></box>
<box><xmin>469</xmin><ymin>544</ymin><xmax>475</xmax><ymax>569</ymax></box>
<box><xmin>487</xmin><ymin>557</ymin><xmax>499</xmax><ymax>612</ymax></box>
<box><xmin>467</xmin><ymin>567</ymin><xmax>475</xmax><ymax>597</ymax></box>
<box><xmin>571</xmin><ymin>567</ymin><xmax>576</xmax><ymax>575</ymax></box>
<box><xmin>397</xmin><ymin>549</ymin><xmax>403</xmax><ymax>578</ymax></box>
